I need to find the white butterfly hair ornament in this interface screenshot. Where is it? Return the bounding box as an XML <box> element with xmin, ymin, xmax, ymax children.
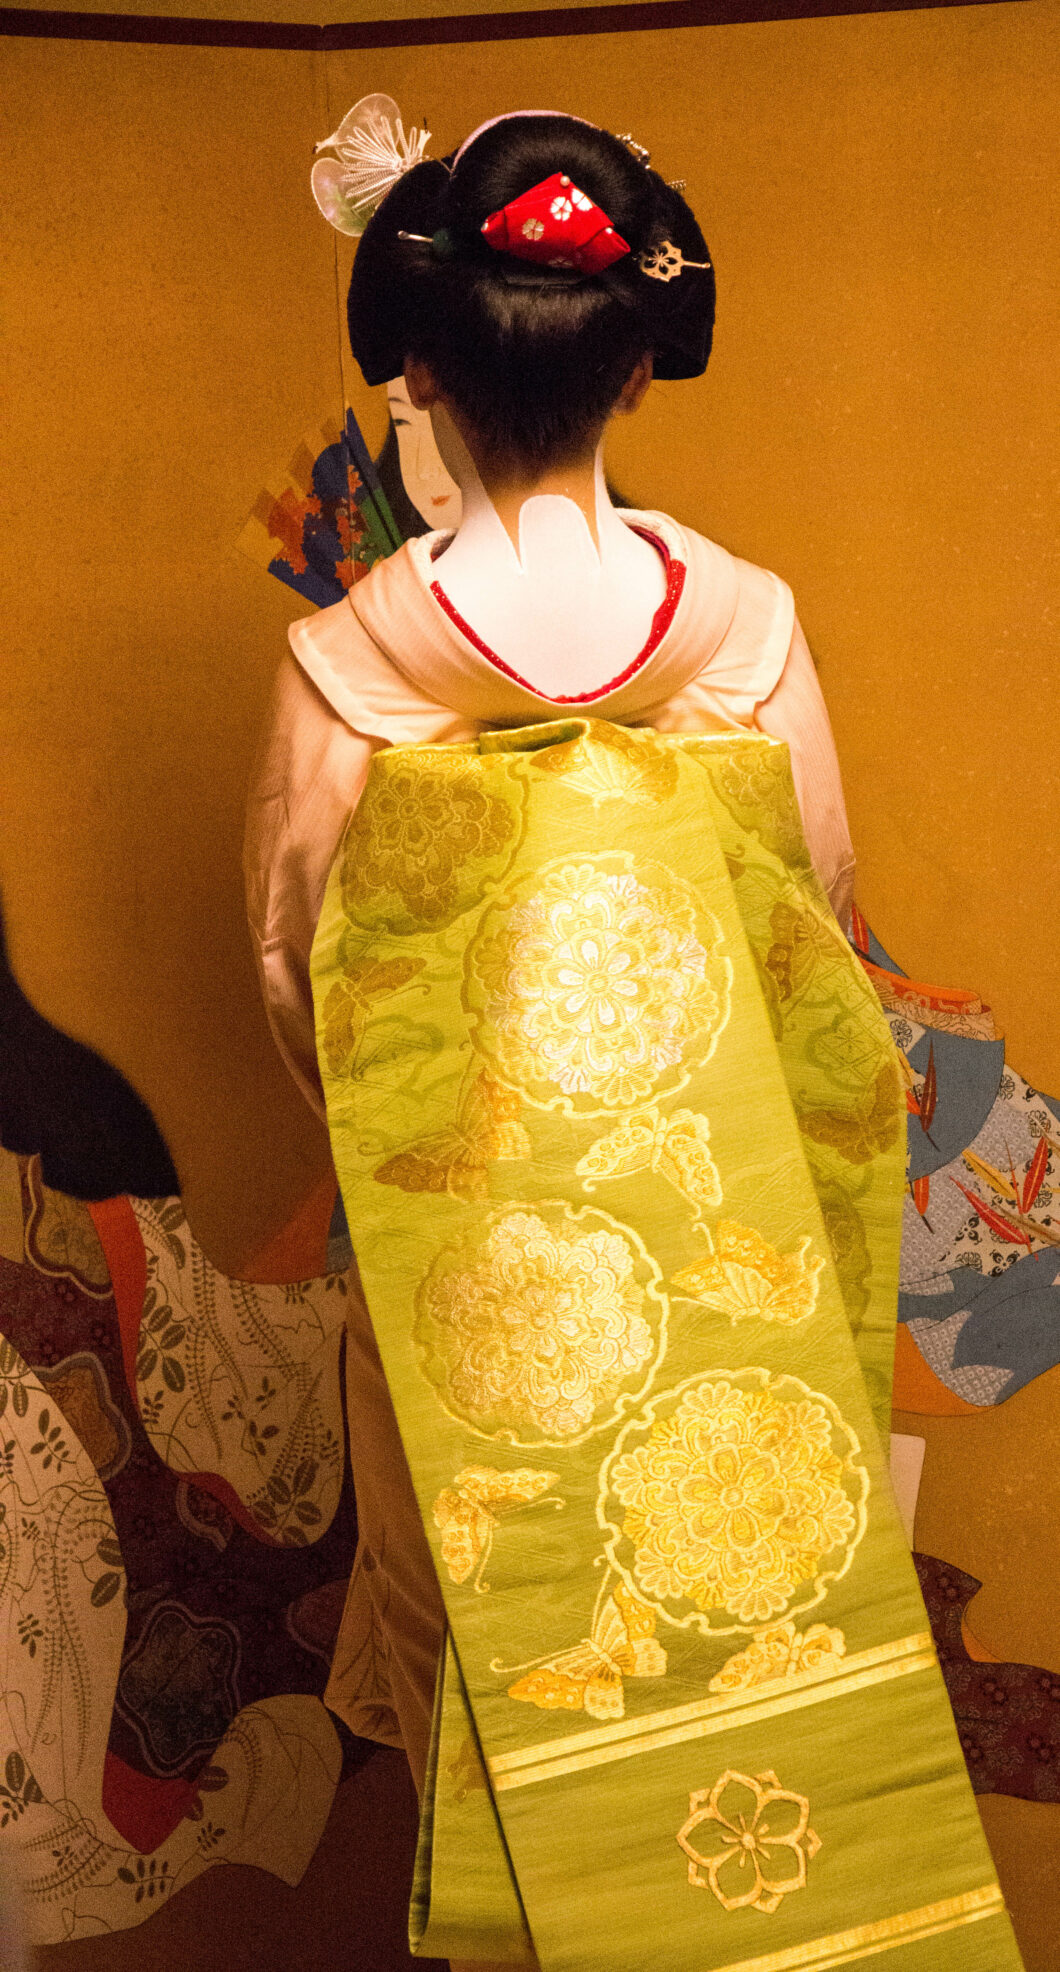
<box><xmin>311</xmin><ymin>93</ymin><xmax>432</xmax><ymax>238</ymax></box>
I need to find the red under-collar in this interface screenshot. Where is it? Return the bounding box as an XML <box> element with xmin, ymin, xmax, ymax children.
<box><xmin>428</xmin><ymin>527</ymin><xmax>686</xmax><ymax>705</ymax></box>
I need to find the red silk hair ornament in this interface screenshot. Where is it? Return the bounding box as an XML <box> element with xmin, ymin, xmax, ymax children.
<box><xmin>480</xmin><ymin>172</ymin><xmax>630</xmax><ymax>275</ymax></box>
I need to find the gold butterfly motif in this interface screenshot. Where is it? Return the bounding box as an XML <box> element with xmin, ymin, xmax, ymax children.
<box><xmin>506</xmin><ymin>1580</ymin><xmax>666</xmax><ymax>1722</ymax></box>
<box><xmin>671</xmin><ymin>1221</ymin><xmax>824</xmax><ymax>1327</ymax></box>
<box><xmin>576</xmin><ymin>1106</ymin><xmax>722</xmax><ymax>1219</ymax></box>
<box><xmin>320</xmin><ymin>955</ymin><xmax>425</xmax><ymax>1075</ymax></box>
<box><xmin>764</xmin><ymin>900</ymin><xmax>845</xmax><ymax>1005</ymax></box>
<box><xmin>432</xmin><ymin>1465</ymin><xmax>560</xmax><ymax>1590</ymax></box>
<box><xmin>709</xmin><ymin>1620</ymin><xmax>847</xmax><ymax>1694</ymax></box>
<box><xmin>797</xmin><ymin>1063</ymin><xmax>902</xmax><ymax>1166</ymax></box>
<box><xmin>375</xmin><ymin>1071</ymin><xmax>531</xmax><ymax>1200</ymax></box>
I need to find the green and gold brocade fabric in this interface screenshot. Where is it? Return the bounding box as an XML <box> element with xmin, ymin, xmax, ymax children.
<box><xmin>312</xmin><ymin>722</ymin><xmax>1023</xmax><ymax>1972</ymax></box>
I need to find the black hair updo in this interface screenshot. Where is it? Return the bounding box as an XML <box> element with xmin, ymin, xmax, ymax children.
<box><xmin>347</xmin><ymin>112</ymin><xmax>714</xmax><ymax>473</ymax></box>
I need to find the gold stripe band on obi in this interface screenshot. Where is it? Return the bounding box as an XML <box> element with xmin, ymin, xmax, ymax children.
<box><xmin>490</xmin><ymin>1630</ymin><xmax>934</xmax><ymax>1788</ymax></box>
<box><xmin>712</xmin><ymin>1884</ymin><xmax>1006</xmax><ymax>1972</ymax></box>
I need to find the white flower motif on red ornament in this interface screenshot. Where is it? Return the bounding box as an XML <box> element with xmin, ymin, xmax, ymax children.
<box><xmin>571</xmin><ymin>187</ymin><xmax>592</xmax><ymax>211</ymax></box>
<box><xmin>550</xmin><ymin>196</ymin><xmax>574</xmax><ymax>222</ymax></box>
<box><xmin>522</xmin><ymin>217</ymin><xmax>545</xmax><ymax>241</ymax></box>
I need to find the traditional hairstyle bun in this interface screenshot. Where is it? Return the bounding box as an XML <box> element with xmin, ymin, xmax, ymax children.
<box><xmin>347</xmin><ymin>112</ymin><xmax>714</xmax><ymax>469</ymax></box>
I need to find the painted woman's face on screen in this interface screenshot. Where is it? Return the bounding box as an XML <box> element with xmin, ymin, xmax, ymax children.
<box><xmin>386</xmin><ymin>377</ymin><xmax>462</xmax><ymax>528</ymax></box>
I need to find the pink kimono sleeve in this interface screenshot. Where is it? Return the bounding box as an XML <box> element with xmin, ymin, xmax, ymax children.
<box><xmin>243</xmin><ymin>653</ymin><xmax>381</xmax><ymax>1117</ymax></box>
<box><xmin>754</xmin><ymin>618</ymin><xmax>856</xmax><ymax>930</ymax></box>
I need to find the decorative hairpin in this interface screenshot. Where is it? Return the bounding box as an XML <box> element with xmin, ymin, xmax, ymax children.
<box><xmin>638</xmin><ymin>239</ymin><xmax>711</xmax><ymax>283</ymax></box>
<box><xmin>311</xmin><ymin>93</ymin><xmax>431</xmax><ymax>237</ymax></box>
<box><xmin>615</xmin><ymin>132</ymin><xmax>651</xmax><ymax>166</ymax></box>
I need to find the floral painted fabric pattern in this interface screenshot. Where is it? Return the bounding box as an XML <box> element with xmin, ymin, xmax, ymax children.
<box><xmin>0</xmin><ymin>1151</ymin><xmax>364</xmax><ymax>1944</ymax></box>
<box><xmin>677</xmin><ymin>1769</ymin><xmax>821</xmax><ymax>1912</ymax></box>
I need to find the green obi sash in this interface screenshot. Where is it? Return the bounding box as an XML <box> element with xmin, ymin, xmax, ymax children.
<box><xmin>312</xmin><ymin>722</ymin><xmax>1022</xmax><ymax>1972</ymax></box>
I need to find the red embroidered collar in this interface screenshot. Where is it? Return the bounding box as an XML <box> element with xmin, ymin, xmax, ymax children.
<box><xmin>427</xmin><ymin>527</ymin><xmax>686</xmax><ymax>705</ymax></box>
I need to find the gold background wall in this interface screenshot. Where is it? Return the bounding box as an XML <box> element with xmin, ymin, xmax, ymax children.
<box><xmin>3</xmin><ymin>2</ymin><xmax>1056</xmax><ymax>1267</ymax></box>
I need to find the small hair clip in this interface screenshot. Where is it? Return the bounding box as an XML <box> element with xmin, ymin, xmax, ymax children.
<box><xmin>312</xmin><ymin>93</ymin><xmax>431</xmax><ymax>237</ymax></box>
<box><xmin>638</xmin><ymin>239</ymin><xmax>711</xmax><ymax>283</ymax></box>
<box><xmin>668</xmin><ymin>179</ymin><xmax>687</xmax><ymax>193</ymax></box>
<box><xmin>615</xmin><ymin>131</ymin><xmax>651</xmax><ymax>166</ymax></box>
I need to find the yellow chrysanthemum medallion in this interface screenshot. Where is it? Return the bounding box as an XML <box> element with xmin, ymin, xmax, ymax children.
<box><xmin>465</xmin><ymin>854</ymin><xmax>731</xmax><ymax>1114</ymax></box>
<box><xmin>599</xmin><ymin>1367</ymin><xmax>868</xmax><ymax>1634</ymax></box>
<box><xmin>415</xmin><ymin>1202</ymin><xmax>669</xmax><ymax>1446</ymax></box>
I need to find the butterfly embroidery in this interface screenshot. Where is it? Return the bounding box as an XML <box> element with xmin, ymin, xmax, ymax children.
<box><xmin>576</xmin><ymin>1106</ymin><xmax>721</xmax><ymax>1219</ymax></box>
<box><xmin>507</xmin><ymin>1581</ymin><xmax>666</xmax><ymax>1721</ymax></box>
<box><xmin>320</xmin><ymin>955</ymin><xmax>425</xmax><ymax>1075</ymax></box>
<box><xmin>763</xmin><ymin>900</ymin><xmax>846</xmax><ymax>1006</ymax></box>
<box><xmin>709</xmin><ymin>1620</ymin><xmax>847</xmax><ymax>1694</ymax></box>
<box><xmin>671</xmin><ymin>1222</ymin><xmax>823</xmax><ymax>1327</ymax></box>
<box><xmin>375</xmin><ymin>1071</ymin><xmax>531</xmax><ymax>1200</ymax></box>
<box><xmin>796</xmin><ymin>1063</ymin><xmax>902</xmax><ymax>1166</ymax></box>
<box><xmin>432</xmin><ymin>1466</ymin><xmax>560</xmax><ymax>1590</ymax></box>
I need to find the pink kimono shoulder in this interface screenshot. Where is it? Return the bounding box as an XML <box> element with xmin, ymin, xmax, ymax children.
<box><xmin>244</xmin><ymin>511</ymin><xmax>855</xmax><ymax>1112</ymax></box>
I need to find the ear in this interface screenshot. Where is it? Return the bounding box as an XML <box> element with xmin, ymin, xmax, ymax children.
<box><xmin>404</xmin><ymin>357</ymin><xmax>441</xmax><ymax>411</ymax></box>
<box><xmin>616</xmin><ymin>352</ymin><xmax>654</xmax><ymax>415</ymax></box>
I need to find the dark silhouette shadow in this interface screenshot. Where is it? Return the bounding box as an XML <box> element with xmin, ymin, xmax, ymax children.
<box><xmin>0</xmin><ymin>897</ymin><xmax>178</xmax><ymax>1199</ymax></box>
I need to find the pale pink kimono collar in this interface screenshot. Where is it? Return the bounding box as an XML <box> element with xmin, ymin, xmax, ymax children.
<box><xmin>288</xmin><ymin>509</ymin><xmax>795</xmax><ymax>745</ymax></box>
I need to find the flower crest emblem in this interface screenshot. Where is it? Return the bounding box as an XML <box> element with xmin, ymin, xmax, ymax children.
<box><xmin>677</xmin><ymin>1770</ymin><xmax>820</xmax><ymax>1913</ymax></box>
<box><xmin>522</xmin><ymin>217</ymin><xmax>545</xmax><ymax>241</ymax></box>
<box><xmin>415</xmin><ymin>1203</ymin><xmax>668</xmax><ymax>1445</ymax></box>
<box><xmin>341</xmin><ymin>755</ymin><xmax>519</xmax><ymax>928</ymax></box>
<box><xmin>466</xmin><ymin>856</ymin><xmax>731</xmax><ymax>1114</ymax></box>
<box><xmin>600</xmin><ymin>1368</ymin><xmax>867</xmax><ymax>1632</ymax></box>
<box><xmin>550</xmin><ymin>195</ymin><xmax>574</xmax><ymax>221</ymax></box>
